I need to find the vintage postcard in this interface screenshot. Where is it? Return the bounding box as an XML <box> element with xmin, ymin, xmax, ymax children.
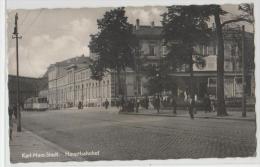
<box><xmin>5</xmin><ymin>0</ymin><xmax>259</xmax><ymax>166</ymax></box>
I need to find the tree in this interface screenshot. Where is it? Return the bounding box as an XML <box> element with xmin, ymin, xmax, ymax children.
<box><xmin>211</xmin><ymin>5</ymin><xmax>229</xmax><ymax>116</ymax></box>
<box><xmin>89</xmin><ymin>7</ymin><xmax>137</xmax><ymax>101</ymax></box>
<box><xmin>162</xmin><ymin>4</ymin><xmax>254</xmax><ymax>116</ymax></box>
<box><xmin>208</xmin><ymin>4</ymin><xmax>254</xmax><ymax>116</ymax></box>
<box><xmin>161</xmin><ymin>5</ymin><xmax>211</xmax><ymax>113</ymax></box>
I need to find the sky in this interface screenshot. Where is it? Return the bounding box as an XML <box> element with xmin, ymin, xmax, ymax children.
<box><xmin>7</xmin><ymin>2</ymin><xmax>254</xmax><ymax>78</ymax></box>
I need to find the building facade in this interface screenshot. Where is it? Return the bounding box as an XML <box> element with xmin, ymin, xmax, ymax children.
<box><xmin>47</xmin><ymin>55</ymin><xmax>138</xmax><ymax>109</ymax></box>
<box><xmin>46</xmin><ymin>20</ymin><xmax>254</xmax><ymax>109</ymax></box>
<box><xmin>133</xmin><ymin>20</ymin><xmax>254</xmax><ymax>101</ymax></box>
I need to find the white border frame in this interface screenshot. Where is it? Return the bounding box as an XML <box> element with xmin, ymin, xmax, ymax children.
<box><xmin>1</xmin><ymin>0</ymin><xmax>260</xmax><ymax>166</ymax></box>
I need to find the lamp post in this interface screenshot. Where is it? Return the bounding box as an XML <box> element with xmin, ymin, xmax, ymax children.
<box><xmin>12</xmin><ymin>13</ymin><xmax>22</xmax><ymax>132</ymax></box>
<box><xmin>155</xmin><ymin>66</ymin><xmax>161</xmax><ymax>113</ymax></box>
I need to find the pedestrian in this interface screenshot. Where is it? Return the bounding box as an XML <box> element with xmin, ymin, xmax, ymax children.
<box><xmin>172</xmin><ymin>96</ymin><xmax>177</xmax><ymax>114</ymax></box>
<box><xmin>188</xmin><ymin>96</ymin><xmax>194</xmax><ymax>119</ymax></box>
<box><xmin>211</xmin><ymin>99</ymin><xmax>216</xmax><ymax>112</ymax></box>
<box><xmin>126</xmin><ymin>99</ymin><xmax>134</xmax><ymax>112</ymax></box>
<box><xmin>184</xmin><ymin>91</ymin><xmax>188</xmax><ymax>102</ymax></box>
<box><xmin>116</xmin><ymin>97</ymin><xmax>120</xmax><ymax>108</ymax></box>
<box><xmin>104</xmin><ymin>99</ymin><xmax>109</xmax><ymax>109</ymax></box>
<box><xmin>135</xmin><ymin>98</ymin><xmax>140</xmax><ymax>113</ymax></box>
<box><xmin>155</xmin><ymin>95</ymin><xmax>160</xmax><ymax>113</ymax></box>
<box><xmin>193</xmin><ymin>94</ymin><xmax>198</xmax><ymax>114</ymax></box>
<box><xmin>204</xmin><ymin>94</ymin><xmax>211</xmax><ymax>113</ymax></box>
<box><xmin>9</xmin><ymin>105</ymin><xmax>14</xmax><ymax>141</ymax></box>
<box><xmin>120</xmin><ymin>96</ymin><xmax>125</xmax><ymax>112</ymax></box>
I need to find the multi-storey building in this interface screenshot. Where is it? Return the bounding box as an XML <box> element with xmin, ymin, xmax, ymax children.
<box><xmin>47</xmin><ymin>55</ymin><xmax>137</xmax><ymax>109</ymax></box>
<box><xmin>133</xmin><ymin>19</ymin><xmax>254</xmax><ymax>100</ymax></box>
<box><xmin>46</xmin><ymin>19</ymin><xmax>254</xmax><ymax>109</ymax></box>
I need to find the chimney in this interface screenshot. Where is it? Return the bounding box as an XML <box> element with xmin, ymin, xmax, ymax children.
<box><xmin>151</xmin><ymin>21</ymin><xmax>155</xmax><ymax>28</ymax></box>
<box><xmin>136</xmin><ymin>19</ymin><xmax>140</xmax><ymax>30</ymax></box>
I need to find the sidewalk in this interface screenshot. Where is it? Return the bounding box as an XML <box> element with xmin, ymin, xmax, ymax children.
<box><xmin>55</xmin><ymin>106</ymin><xmax>120</xmax><ymax>113</ymax></box>
<box><xmin>9</xmin><ymin>123</ymin><xmax>85</xmax><ymax>163</ymax></box>
<box><xmin>120</xmin><ymin>108</ymin><xmax>256</xmax><ymax>121</ymax></box>
<box><xmin>49</xmin><ymin>106</ymin><xmax>256</xmax><ymax>121</ymax></box>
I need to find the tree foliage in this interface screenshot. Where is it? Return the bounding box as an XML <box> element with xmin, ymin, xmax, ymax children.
<box><xmin>161</xmin><ymin>5</ymin><xmax>213</xmax><ymax>105</ymax></box>
<box><xmin>89</xmin><ymin>7</ymin><xmax>138</xmax><ymax>97</ymax></box>
<box><xmin>89</xmin><ymin>7</ymin><xmax>137</xmax><ymax>72</ymax></box>
<box><xmin>161</xmin><ymin>5</ymin><xmax>231</xmax><ymax>116</ymax></box>
<box><xmin>89</xmin><ymin>59</ymin><xmax>104</xmax><ymax>81</ymax></box>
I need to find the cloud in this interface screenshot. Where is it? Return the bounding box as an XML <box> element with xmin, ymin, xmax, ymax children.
<box><xmin>63</xmin><ymin>18</ymin><xmax>96</xmax><ymax>42</ymax></box>
<box><xmin>8</xmin><ymin>18</ymin><xmax>95</xmax><ymax>77</ymax></box>
<box><xmin>7</xmin><ymin>7</ymin><xmax>168</xmax><ymax>78</ymax></box>
<box><xmin>126</xmin><ymin>7</ymin><xmax>166</xmax><ymax>26</ymax></box>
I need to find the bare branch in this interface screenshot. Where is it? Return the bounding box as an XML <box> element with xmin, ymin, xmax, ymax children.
<box><xmin>221</xmin><ymin>18</ymin><xmax>253</xmax><ymax>27</ymax></box>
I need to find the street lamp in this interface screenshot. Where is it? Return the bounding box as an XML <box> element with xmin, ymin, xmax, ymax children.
<box><xmin>155</xmin><ymin>67</ymin><xmax>161</xmax><ymax>113</ymax></box>
<box><xmin>12</xmin><ymin>13</ymin><xmax>22</xmax><ymax>132</ymax></box>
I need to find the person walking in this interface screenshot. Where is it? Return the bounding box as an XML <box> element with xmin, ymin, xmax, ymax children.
<box><xmin>104</xmin><ymin>99</ymin><xmax>109</xmax><ymax>109</ymax></box>
<box><xmin>204</xmin><ymin>94</ymin><xmax>211</xmax><ymax>113</ymax></box>
<box><xmin>120</xmin><ymin>96</ymin><xmax>125</xmax><ymax>112</ymax></box>
<box><xmin>172</xmin><ymin>96</ymin><xmax>177</xmax><ymax>114</ymax></box>
<box><xmin>155</xmin><ymin>95</ymin><xmax>160</xmax><ymax>113</ymax></box>
<box><xmin>135</xmin><ymin>98</ymin><xmax>140</xmax><ymax>113</ymax></box>
<box><xmin>188</xmin><ymin>96</ymin><xmax>195</xmax><ymax>119</ymax></box>
<box><xmin>211</xmin><ymin>99</ymin><xmax>216</xmax><ymax>112</ymax></box>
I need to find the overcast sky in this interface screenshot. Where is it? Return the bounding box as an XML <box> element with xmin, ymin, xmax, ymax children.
<box><xmin>7</xmin><ymin>3</ymin><xmax>253</xmax><ymax>78</ymax></box>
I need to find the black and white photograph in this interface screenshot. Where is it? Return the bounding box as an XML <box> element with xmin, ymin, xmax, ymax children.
<box><xmin>3</xmin><ymin>0</ymin><xmax>259</xmax><ymax>166</ymax></box>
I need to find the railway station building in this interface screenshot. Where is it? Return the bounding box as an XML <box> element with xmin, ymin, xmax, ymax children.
<box><xmin>46</xmin><ymin>19</ymin><xmax>255</xmax><ymax>109</ymax></box>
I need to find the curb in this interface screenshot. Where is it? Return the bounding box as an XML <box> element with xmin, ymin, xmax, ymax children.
<box><xmin>119</xmin><ymin>112</ymin><xmax>255</xmax><ymax>122</ymax></box>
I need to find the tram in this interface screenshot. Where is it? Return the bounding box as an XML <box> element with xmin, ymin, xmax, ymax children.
<box><xmin>24</xmin><ymin>97</ymin><xmax>48</xmax><ymax>111</ymax></box>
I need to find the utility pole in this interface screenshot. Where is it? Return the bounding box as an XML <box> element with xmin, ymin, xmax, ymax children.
<box><xmin>12</xmin><ymin>13</ymin><xmax>22</xmax><ymax>132</ymax></box>
<box><xmin>241</xmin><ymin>25</ymin><xmax>246</xmax><ymax>117</ymax></box>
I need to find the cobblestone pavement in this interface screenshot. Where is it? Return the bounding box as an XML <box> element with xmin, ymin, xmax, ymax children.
<box><xmin>10</xmin><ymin>109</ymin><xmax>256</xmax><ymax>162</ymax></box>
<box><xmin>9</xmin><ymin>123</ymin><xmax>85</xmax><ymax>163</ymax></box>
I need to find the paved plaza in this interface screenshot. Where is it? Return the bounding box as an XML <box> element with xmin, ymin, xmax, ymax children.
<box><xmin>10</xmin><ymin>108</ymin><xmax>256</xmax><ymax>163</ymax></box>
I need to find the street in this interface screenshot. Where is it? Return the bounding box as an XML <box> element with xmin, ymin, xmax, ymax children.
<box><xmin>20</xmin><ymin>109</ymin><xmax>256</xmax><ymax>161</ymax></box>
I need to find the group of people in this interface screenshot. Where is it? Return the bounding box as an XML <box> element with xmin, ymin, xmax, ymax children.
<box><xmin>117</xmin><ymin>95</ymin><xmax>177</xmax><ymax>114</ymax></box>
<box><xmin>187</xmin><ymin>94</ymin><xmax>216</xmax><ymax>119</ymax></box>
<box><xmin>118</xmin><ymin>97</ymin><xmax>141</xmax><ymax>113</ymax></box>
<box><xmin>82</xmin><ymin>94</ymin><xmax>216</xmax><ymax>118</ymax></box>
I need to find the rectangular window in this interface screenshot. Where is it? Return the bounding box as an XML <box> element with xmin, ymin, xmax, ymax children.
<box><xmin>149</xmin><ymin>45</ymin><xmax>155</xmax><ymax>56</ymax></box>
